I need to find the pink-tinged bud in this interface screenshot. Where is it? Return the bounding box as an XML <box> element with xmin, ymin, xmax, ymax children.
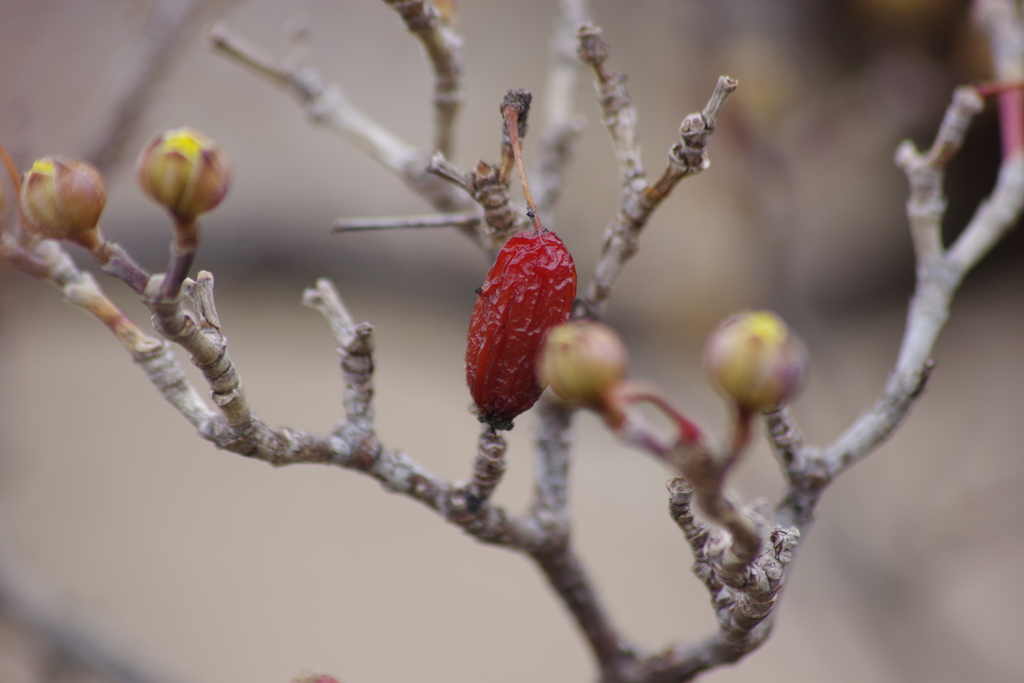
<box><xmin>20</xmin><ymin>157</ymin><xmax>105</xmax><ymax>250</ymax></box>
<box><xmin>538</xmin><ymin>321</ymin><xmax>629</xmax><ymax>409</ymax></box>
<box><xmin>291</xmin><ymin>673</ymin><xmax>341</xmax><ymax>683</ymax></box>
<box><xmin>703</xmin><ymin>311</ymin><xmax>807</xmax><ymax>411</ymax></box>
<box><xmin>136</xmin><ymin>127</ymin><xmax>231</xmax><ymax>223</ymax></box>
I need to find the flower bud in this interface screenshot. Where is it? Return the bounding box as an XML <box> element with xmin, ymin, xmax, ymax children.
<box><xmin>703</xmin><ymin>311</ymin><xmax>807</xmax><ymax>411</ymax></box>
<box><xmin>20</xmin><ymin>157</ymin><xmax>105</xmax><ymax>250</ymax></box>
<box><xmin>136</xmin><ymin>127</ymin><xmax>231</xmax><ymax>223</ymax></box>
<box><xmin>288</xmin><ymin>671</ymin><xmax>339</xmax><ymax>683</ymax></box>
<box><xmin>290</xmin><ymin>675</ymin><xmax>340</xmax><ymax>683</ymax></box>
<box><xmin>538</xmin><ymin>321</ymin><xmax>629</xmax><ymax>408</ymax></box>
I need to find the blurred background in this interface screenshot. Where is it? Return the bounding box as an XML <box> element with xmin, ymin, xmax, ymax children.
<box><xmin>1</xmin><ymin>0</ymin><xmax>1023</xmax><ymax>682</ymax></box>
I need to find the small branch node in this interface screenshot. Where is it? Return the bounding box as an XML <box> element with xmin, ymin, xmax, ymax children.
<box><xmin>182</xmin><ymin>271</ymin><xmax>221</xmax><ymax>331</ymax></box>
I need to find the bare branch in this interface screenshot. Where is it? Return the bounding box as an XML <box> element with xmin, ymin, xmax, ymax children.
<box><xmin>470</xmin><ymin>425</ymin><xmax>507</xmax><ymax>503</ymax></box>
<box><xmin>531</xmin><ymin>544</ymin><xmax>637</xmax><ymax>677</ymax></box>
<box><xmin>145</xmin><ymin>271</ymin><xmax>263</xmax><ymax>441</ymax></box>
<box><xmin>381</xmin><ymin>0</ymin><xmax>464</xmax><ymax>158</ymax></box>
<box><xmin>632</xmin><ymin>506</ymin><xmax>799</xmax><ymax>683</ymax></box>
<box><xmin>947</xmin><ymin>155</ymin><xmax>1024</xmax><ymax>272</ymax></box>
<box><xmin>442</xmin><ymin>426</ymin><xmax>508</xmax><ymax>524</ymax></box>
<box><xmin>207</xmin><ymin>24</ymin><xmax>462</xmax><ymax>210</ymax></box>
<box><xmin>0</xmin><ymin>235</ymin><xmax>217</xmax><ymax>436</ymax></box>
<box><xmin>669</xmin><ymin>442</ymin><xmax>764</xmax><ymax>578</ymax></box>
<box><xmin>667</xmin><ymin>479</ymin><xmax>717</xmax><ymax>595</ymax></box>
<box><xmin>773</xmin><ymin>32</ymin><xmax>1023</xmax><ymax>536</ymax></box>
<box><xmin>134</xmin><ymin>339</ymin><xmax>217</xmax><ymax>431</ymax></box>
<box><xmin>644</xmin><ymin>76</ymin><xmax>737</xmax><ymax>208</ymax></box>
<box><xmin>80</xmin><ymin>0</ymin><xmax>211</xmax><ymax>173</ymax></box>
<box><xmin>2</xmin><ymin>240</ymin><xmax>145</xmax><ymax>349</ymax></box>
<box><xmin>427</xmin><ymin>152</ymin><xmax>528</xmax><ymax>251</ymax></box>
<box><xmin>895</xmin><ymin>86</ymin><xmax>984</xmax><ymax>260</ymax></box>
<box><xmin>576</xmin><ymin>60</ymin><xmax>735</xmax><ymax>319</ymax></box>
<box><xmin>332</xmin><ymin>211</ymin><xmax>480</xmax><ymax>232</ymax></box>
<box><xmin>94</xmin><ymin>239</ymin><xmax>152</xmax><ymax>295</ymax></box>
<box><xmin>530</xmin><ymin>397</ymin><xmax>574</xmax><ymax>525</ymax></box>
<box><xmin>821</xmin><ymin>89</ymin><xmax>1023</xmax><ymax>483</ymax></box>
<box><xmin>762</xmin><ymin>406</ymin><xmax>806</xmax><ymax>472</ymax></box>
<box><xmin>531</xmin><ymin>0</ymin><xmax>591</xmax><ymax>216</ymax></box>
<box><xmin>821</xmin><ymin>360</ymin><xmax>935</xmax><ymax>480</ymax></box>
<box><xmin>577</xmin><ymin>24</ymin><xmax>645</xmax><ymax>187</ymax></box>
<box><xmin>977</xmin><ymin>0</ymin><xmax>1024</xmax><ymax>75</ymax></box>
<box><xmin>978</xmin><ymin>0</ymin><xmax>1024</xmax><ymax>158</ymax></box>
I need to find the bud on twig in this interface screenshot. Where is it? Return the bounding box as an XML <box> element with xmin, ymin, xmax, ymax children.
<box><xmin>703</xmin><ymin>311</ymin><xmax>807</xmax><ymax>411</ymax></box>
<box><xmin>136</xmin><ymin>127</ymin><xmax>232</xmax><ymax>225</ymax></box>
<box><xmin>290</xmin><ymin>673</ymin><xmax>341</xmax><ymax>683</ymax></box>
<box><xmin>538</xmin><ymin>321</ymin><xmax>628</xmax><ymax>410</ymax></box>
<box><xmin>20</xmin><ymin>157</ymin><xmax>106</xmax><ymax>251</ymax></box>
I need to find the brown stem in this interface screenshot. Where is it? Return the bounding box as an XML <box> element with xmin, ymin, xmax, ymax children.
<box><xmin>93</xmin><ymin>241</ymin><xmax>151</xmax><ymax>294</ymax></box>
<box><xmin>0</xmin><ymin>140</ymin><xmax>20</xmax><ymax>192</ymax></box>
<box><xmin>531</xmin><ymin>544</ymin><xmax>635</xmax><ymax>677</ymax></box>
<box><xmin>718</xmin><ymin>408</ymin><xmax>753</xmax><ymax>477</ymax></box>
<box><xmin>501</xmin><ymin>91</ymin><xmax>543</xmax><ymax>231</ymax></box>
<box><xmin>999</xmin><ymin>89</ymin><xmax>1024</xmax><ymax>158</ymax></box>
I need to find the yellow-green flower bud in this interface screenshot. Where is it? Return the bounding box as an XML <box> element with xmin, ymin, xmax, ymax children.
<box><xmin>20</xmin><ymin>157</ymin><xmax>106</xmax><ymax>250</ymax></box>
<box><xmin>538</xmin><ymin>321</ymin><xmax>629</xmax><ymax>408</ymax></box>
<box><xmin>136</xmin><ymin>127</ymin><xmax>231</xmax><ymax>223</ymax></box>
<box><xmin>703</xmin><ymin>311</ymin><xmax>807</xmax><ymax>411</ymax></box>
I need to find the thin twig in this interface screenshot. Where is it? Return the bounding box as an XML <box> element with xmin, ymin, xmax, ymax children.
<box><xmin>667</xmin><ymin>479</ymin><xmax>717</xmax><ymax>595</ymax></box>
<box><xmin>669</xmin><ymin>442</ymin><xmax>764</xmax><ymax>577</ymax></box>
<box><xmin>575</xmin><ymin>27</ymin><xmax>735</xmax><ymax>319</ymax></box>
<box><xmin>577</xmin><ymin>25</ymin><xmax>645</xmax><ymax>187</ymax></box>
<box><xmin>332</xmin><ymin>211</ymin><xmax>480</xmax><ymax>232</ymax></box>
<box><xmin>947</xmin><ymin>154</ymin><xmax>1024</xmax><ymax>271</ymax></box>
<box><xmin>531</xmin><ymin>544</ymin><xmax>637</xmax><ymax>677</ymax></box>
<box><xmin>629</xmin><ymin>511</ymin><xmax>799</xmax><ymax>683</ymax></box>
<box><xmin>207</xmin><ymin>23</ymin><xmax>462</xmax><ymax>211</ymax></box>
<box><xmin>462</xmin><ymin>425</ymin><xmax>507</xmax><ymax>507</ymax></box>
<box><xmin>532</xmin><ymin>0</ymin><xmax>591</xmax><ymax>217</ymax></box>
<box><xmin>976</xmin><ymin>0</ymin><xmax>1024</xmax><ymax>158</ymax></box>
<box><xmin>79</xmin><ymin>0</ymin><xmax>210</xmax><ymax>174</ymax></box>
<box><xmin>426</xmin><ymin>151</ymin><xmax>528</xmax><ymax>251</ymax></box>
<box><xmin>821</xmin><ymin>91</ymin><xmax>1017</xmax><ymax>482</ymax></box>
<box><xmin>381</xmin><ymin>0</ymin><xmax>464</xmax><ymax>158</ymax></box>
<box><xmin>145</xmin><ymin>271</ymin><xmax>263</xmax><ymax>441</ymax></box>
<box><xmin>530</xmin><ymin>397</ymin><xmax>574</xmax><ymax>526</ymax></box>
<box><xmin>768</xmin><ymin>11</ymin><xmax>1024</xmax><ymax>541</ymax></box>
<box><xmin>299</xmin><ymin>284</ymin><xmax>631</xmax><ymax>680</ymax></box>
<box><xmin>643</xmin><ymin>76</ymin><xmax>738</xmax><ymax>209</ymax></box>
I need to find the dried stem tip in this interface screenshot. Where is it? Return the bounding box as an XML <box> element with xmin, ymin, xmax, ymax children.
<box><xmin>136</xmin><ymin>127</ymin><xmax>232</xmax><ymax>225</ymax></box>
<box><xmin>20</xmin><ymin>157</ymin><xmax>106</xmax><ymax>251</ymax></box>
<box><xmin>576</xmin><ymin>24</ymin><xmax>610</xmax><ymax>69</ymax></box>
<box><xmin>501</xmin><ymin>89</ymin><xmax>532</xmax><ymax>138</ymax></box>
<box><xmin>500</xmin><ymin>90</ymin><xmax>541</xmax><ymax>230</ymax></box>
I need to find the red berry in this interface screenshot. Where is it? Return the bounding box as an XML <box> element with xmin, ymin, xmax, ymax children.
<box><xmin>466</xmin><ymin>228</ymin><xmax>577</xmax><ymax>430</ymax></box>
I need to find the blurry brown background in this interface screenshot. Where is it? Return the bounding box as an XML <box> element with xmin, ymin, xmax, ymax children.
<box><xmin>1</xmin><ymin>0</ymin><xmax>1023</xmax><ymax>682</ymax></box>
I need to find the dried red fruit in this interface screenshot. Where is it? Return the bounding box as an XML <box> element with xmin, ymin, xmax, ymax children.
<box><xmin>466</xmin><ymin>228</ymin><xmax>577</xmax><ymax>430</ymax></box>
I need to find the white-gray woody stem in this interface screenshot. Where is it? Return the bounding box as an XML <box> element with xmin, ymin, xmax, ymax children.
<box><xmin>576</xmin><ymin>24</ymin><xmax>735</xmax><ymax>319</ymax></box>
